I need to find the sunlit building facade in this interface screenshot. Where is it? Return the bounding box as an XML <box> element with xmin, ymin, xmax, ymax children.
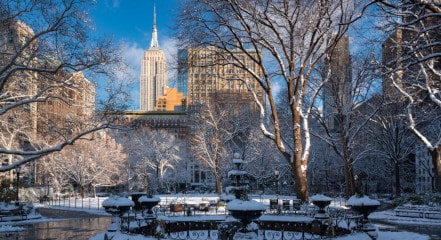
<box><xmin>154</xmin><ymin>87</ymin><xmax>184</xmax><ymax>111</ymax></box>
<box><xmin>177</xmin><ymin>46</ymin><xmax>262</xmax><ymax>109</ymax></box>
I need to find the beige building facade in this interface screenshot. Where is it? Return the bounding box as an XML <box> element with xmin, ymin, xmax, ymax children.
<box><xmin>177</xmin><ymin>46</ymin><xmax>262</xmax><ymax>109</ymax></box>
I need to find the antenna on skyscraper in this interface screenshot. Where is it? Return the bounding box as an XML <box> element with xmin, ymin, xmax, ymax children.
<box><xmin>153</xmin><ymin>2</ymin><xmax>156</xmax><ymax>27</ymax></box>
<box><xmin>150</xmin><ymin>1</ymin><xmax>159</xmax><ymax>49</ymax></box>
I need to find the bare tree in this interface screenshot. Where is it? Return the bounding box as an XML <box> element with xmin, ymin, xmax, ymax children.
<box><xmin>0</xmin><ymin>110</ymin><xmax>31</xmax><ymax>183</ymax></box>
<box><xmin>190</xmin><ymin>97</ymin><xmax>251</xmax><ymax>194</ymax></box>
<box><xmin>308</xmin><ymin>134</ymin><xmax>345</xmax><ymax>195</ymax></box>
<box><xmin>162</xmin><ymin>147</ymin><xmax>190</xmax><ymax>193</ymax></box>
<box><xmin>120</xmin><ymin>128</ymin><xmax>183</xmax><ymax>194</ymax></box>
<box><xmin>312</xmin><ymin>46</ymin><xmax>382</xmax><ymax>197</ymax></box>
<box><xmin>177</xmin><ymin>0</ymin><xmax>373</xmax><ymax>201</ymax></box>
<box><xmin>0</xmin><ymin>0</ymin><xmax>125</xmax><ymax>172</ymax></box>
<box><xmin>144</xmin><ymin>130</ymin><xmax>183</xmax><ymax>194</ymax></box>
<box><xmin>43</xmin><ymin>131</ymin><xmax>127</xmax><ymax>198</ymax></box>
<box><xmin>243</xmin><ymin>127</ymin><xmax>283</xmax><ymax>194</ymax></box>
<box><xmin>378</xmin><ymin>0</ymin><xmax>441</xmax><ymax>192</ymax></box>
<box><xmin>366</xmin><ymin>102</ymin><xmax>416</xmax><ymax>196</ymax></box>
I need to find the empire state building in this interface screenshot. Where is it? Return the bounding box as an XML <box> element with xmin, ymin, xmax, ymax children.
<box><xmin>140</xmin><ymin>6</ymin><xmax>168</xmax><ymax>111</ymax></box>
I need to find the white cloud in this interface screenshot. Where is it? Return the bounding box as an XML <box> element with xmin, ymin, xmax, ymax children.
<box><xmin>121</xmin><ymin>42</ymin><xmax>144</xmax><ymax>72</ymax></box>
<box><xmin>161</xmin><ymin>37</ymin><xmax>178</xmax><ymax>87</ymax></box>
<box><xmin>119</xmin><ymin>43</ymin><xmax>144</xmax><ymax>109</ymax></box>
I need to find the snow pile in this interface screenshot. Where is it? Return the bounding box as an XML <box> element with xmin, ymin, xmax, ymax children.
<box><xmin>226</xmin><ymin>199</ymin><xmax>266</xmax><ymax>211</ymax></box>
<box><xmin>102</xmin><ymin>196</ymin><xmax>134</xmax><ymax>207</ymax></box>
<box><xmin>310</xmin><ymin>194</ymin><xmax>332</xmax><ymax>202</ymax></box>
<box><xmin>347</xmin><ymin>195</ymin><xmax>380</xmax><ymax>206</ymax></box>
<box><xmin>0</xmin><ymin>225</ymin><xmax>25</xmax><ymax>232</ymax></box>
<box><xmin>228</xmin><ymin>170</ymin><xmax>248</xmax><ymax>177</ymax></box>
<box><xmin>220</xmin><ymin>194</ymin><xmax>236</xmax><ymax>201</ymax></box>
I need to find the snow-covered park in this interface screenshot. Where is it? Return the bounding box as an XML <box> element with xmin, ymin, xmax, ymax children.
<box><xmin>0</xmin><ymin>193</ymin><xmax>439</xmax><ymax>240</ymax></box>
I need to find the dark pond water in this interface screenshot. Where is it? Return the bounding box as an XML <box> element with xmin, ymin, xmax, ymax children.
<box><xmin>1</xmin><ymin>208</ymin><xmax>111</xmax><ymax>240</ymax></box>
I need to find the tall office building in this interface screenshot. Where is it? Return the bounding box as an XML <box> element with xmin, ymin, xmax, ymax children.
<box><xmin>37</xmin><ymin>71</ymin><xmax>96</xmax><ymax>139</ymax></box>
<box><xmin>0</xmin><ymin>20</ymin><xmax>38</xmax><ymax>183</ymax></box>
<box><xmin>1</xmin><ymin>21</ymin><xmax>96</xmax><ymax>184</ymax></box>
<box><xmin>0</xmin><ymin>20</ymin><xmax>38</xmax><ymax>135</ymax></box>
<box><xmin>382</xmin><ymin>2</ymin><xmax>441</xmax><ymax>97</ymax></box>
<box><xmin>140</xmin><ymin>6</ymin><xmax>168</xmax><ymax>111</ymax></box>
<box><xmin>322</xmin><ymin>36</ymin><xmax>352</xmax><ymax>131</ymax></box>
<box><xmin>177</xmin><ymin>46</ymin><xmax>262</xmax><ymax>109</ymax></box>
<box><xmin>381</xmin><ymin>1</ymin><xmax>441</xmax><ymax>193</ymax></box>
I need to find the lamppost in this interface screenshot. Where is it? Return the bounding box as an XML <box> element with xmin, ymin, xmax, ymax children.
<box><xmin>15</xmin><ymin>166</ymin><xmax>21</xmax><ymax>203</ymax></box>
<box><xmin>274</xmin><ymin>169</ymin><xmax>280</xmax><ymax>213</ymax></box>
<box><xmin>274</xmin><ymin>169</ymin><xmax>279</xmax><ymax>196</ymax></box>
<box><xmin>47</xmin><ymin>176</ymin><xmax>52</xmax><ymax>197</ymax></box>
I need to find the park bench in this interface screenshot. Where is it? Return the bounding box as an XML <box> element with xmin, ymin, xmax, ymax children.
<box><xmin>0</xmin><ymin>208</ymin><xmax>27</xmax><ymax>221</ymax></box>
<box><xmin>169</xmin><ymin>203</ymin><xmax>184</xmax><ymax>213</ymax></box>
<box><xmin>269</xmin><ymin>199</ymin><xmax>279</xmax><ymax>213</ymax></box>
<box><xmin>395</xmin><ymin>206</ymin><xmax>441</xmax><ymax>219</ymax></box>
<box><xmin>197</xmin><ymin>202</ymin><xmax>210</xmax><ymax>212</ymax></box>
<box><xmin>282</xmin><ymin>199</ymin><xmax>291</xmax><ymax>212</ymax></box>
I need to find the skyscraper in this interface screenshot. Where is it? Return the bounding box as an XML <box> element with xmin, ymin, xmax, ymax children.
<box><xmin>140</xmin><ymin>5</ymin><xmax>168</xmax><ymax>111</ymax></box>
<box><xmin>322</xmin><ymin>36</ymin><xmax>352</xmax><ymax>131</ymax></box>
<box><xmin>177</xmin><ymin>46</ymin><xmax>262</xmax><ymax>109</ymax></box>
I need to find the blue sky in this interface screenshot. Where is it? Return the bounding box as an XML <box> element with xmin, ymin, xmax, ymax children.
<box><xmin>91</xmin><ymin>0</ymin><xmax>179</xmax><ymax>109</ymax></box>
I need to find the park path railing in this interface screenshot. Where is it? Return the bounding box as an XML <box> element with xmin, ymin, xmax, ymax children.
<box><xmin>41</xmin><ymin>196</ymin><xmax>107</xmax><ymax>212</ymax></box>
<box><xmin>41</xmin><ymin>194</ymin><xmax>349</xmax><ymax>217</ymax></box>
<box><xmin>394</xmin><ymin>206</ymin><xmax>441</xmax><ymax>219</ymax></box>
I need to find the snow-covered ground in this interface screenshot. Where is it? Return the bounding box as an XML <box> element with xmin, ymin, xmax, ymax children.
<box><xmin>0</xmin><ymin>194</ymin><xmax>439</xmax><ymax>240</ymax></box>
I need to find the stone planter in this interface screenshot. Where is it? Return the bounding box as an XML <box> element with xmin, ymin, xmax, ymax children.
<box><xmin>347</xmin><ymin>195</ymin><xmax>380</xmax><ymax>239</ymax></box>
<box><xmin>102</xmin><ymin>195</ymin><xmax>134</xmax><ymax>232</ymax></box>
<box><xmin>310</xmin><ymin>194</ymin><xmax>332</xmax><ymax>220</ymax></box>
<box><xmin>347</xmin><ymin>195</ymin><xmax>380</xmax><ymax>221</ymax></box>
<box><xmin>102</xmin><ymin>195</ymin><xmax>134</xmax><ymax>217</ymax></box>
<box><xmin>227</xmin><ymin>199</ymin><xmax>266</xmax><ymax>227</ymax></box>
<box><xmin>138</xmin><ymin>196</ymin><xmax>160</xmax><ymax>218</ymax></box>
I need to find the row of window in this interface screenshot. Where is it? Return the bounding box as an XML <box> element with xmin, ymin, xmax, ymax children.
<box><xmin>417</xmin><ymin>176</ymin><xmax>432</xmax><ymax>183</ymax></box>
<box><xmin>417</xmin><ymin>168</ymin><xmax>435</xmax><ymax>175</ymax></box>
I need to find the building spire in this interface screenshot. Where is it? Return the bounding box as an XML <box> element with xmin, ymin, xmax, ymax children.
<box><xmin>149</xmin><ymin>3</ymin><xmax>159</xmax><ymax>49</ymax></box>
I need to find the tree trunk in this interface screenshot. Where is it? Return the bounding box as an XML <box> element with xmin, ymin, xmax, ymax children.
<box><xmin>344</xmin><ymin>162</ymin><xmax>355</xmax><ymax>198</ymax></box>
<box><xmin>429</xmin><ymin>146</ymin><xmax>441</xmax><ymax>192</ymax></box>
<box><xmin>215</xmin><ymin>176</ymin><xmax>222</xmax><ymax>195</ymax></box>
<box><xmin>144</xmin><ymin>168</ymin><xmax>148</xmax><ymax>193</ymax></box>
<box><xmin>292</xmin><ymin>110</ymin><xmax>309</xmax><ymax>202</ymax></box>
<box><xmin>92</xmin><ymin>185</ymin><xmax>97</xmax><ymax>198</ymax></box>
<box><xmin>80</xmin><ymin>186</ymin><xmax>86</xmax><ymax>198</ymax></box>
<box><xmin>394</xmin><ymin>162</ymin><xmax>401</xmax><ymax>197</ymax></box>
<box><xmin>293</xmin><ymin>161</ymin><xmax>308</xmax><ymax>202</ymax></box>
<box><xmin>214</xmin><ymin>163</ymin><xmax>222</xmax><ymax>195</ymax></box>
